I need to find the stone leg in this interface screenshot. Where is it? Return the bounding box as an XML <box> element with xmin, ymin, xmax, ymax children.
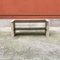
<box><xmin>11</xmin><ymin>20</ymin><xmax>15</xmax><ymax>37</ymax></box>
<box><xmin>46</xmin><ymin>19</ymin><xmax>49</xmax><ymax>37</ymax></box>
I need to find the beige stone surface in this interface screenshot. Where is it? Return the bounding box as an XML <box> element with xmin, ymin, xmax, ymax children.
<box><xmin>0</xmin><ymin>30</ymin><xmax>60</xmax><ymax>60</ymax></box>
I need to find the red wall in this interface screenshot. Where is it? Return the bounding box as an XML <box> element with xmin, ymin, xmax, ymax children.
<box><xmin>0</xmin><ymin>0</ymin><xmax>60</xmax><ymax>18</ymax></box>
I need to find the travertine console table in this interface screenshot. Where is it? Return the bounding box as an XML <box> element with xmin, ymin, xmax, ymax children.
<box><xmin>11</xmin><ymin>19</ymin><xmax>49</xmax><ymax>37</ymax></box>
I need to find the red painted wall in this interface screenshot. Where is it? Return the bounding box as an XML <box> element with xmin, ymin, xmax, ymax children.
<box><xmin>0</xmin><ymin>0</ymin><xmax>60</xmax><ymax>18</ymax></box>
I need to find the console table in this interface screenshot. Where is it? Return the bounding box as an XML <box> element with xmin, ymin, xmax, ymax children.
<box><xmin>11</xmin><ymin>19</ymin><xmax>49</xmax><ymax>36</ymax></box>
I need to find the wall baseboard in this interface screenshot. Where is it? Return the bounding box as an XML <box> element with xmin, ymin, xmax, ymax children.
<box><xmin>0</xmin><ymin>27</ymin><xmax>60</xmax><ymax>33</ymax></box>
<box><xmin>0</xmin><ymin>27</ymin><xmax>11</xmax><ymax>32</ymax></box>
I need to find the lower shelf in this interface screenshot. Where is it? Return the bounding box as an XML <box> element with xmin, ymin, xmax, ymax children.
<box><xmin>15</xmin><ymin>32</ymin><xmax>46</xmax><ymax>36</ymax></box>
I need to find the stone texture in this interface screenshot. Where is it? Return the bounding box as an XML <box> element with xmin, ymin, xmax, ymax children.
<box><xmin>0</xmin><ymin>31</ymin><xmax>60</xmax><ymax>60</ymax></box>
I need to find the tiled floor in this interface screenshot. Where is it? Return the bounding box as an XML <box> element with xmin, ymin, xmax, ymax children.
<box><xmin>0</xmin><ymin>30</ymin><xmax>60</xmax><ymax>60</ymax></box>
